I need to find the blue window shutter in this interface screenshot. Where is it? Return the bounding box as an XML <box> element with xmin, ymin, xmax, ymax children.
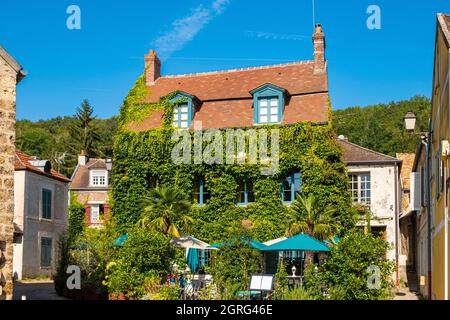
<box><xmin>199</xmin><ymin>178</ymin><xmax>204</xmax><ymax>205</ymax></box>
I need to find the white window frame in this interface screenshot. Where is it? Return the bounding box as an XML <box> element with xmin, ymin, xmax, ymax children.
<box><xmin>90</xmin><ymin>170</ymin><xmax>108</xmax><ymax>187</ymax></box>
<box><xmin>349</xmin><ymin>173</ymin><xmax>371</xmax><ymax>207</ymax></box>
<box><xmin>257</xmin><ymin>97</ymin><xmax>280</xmax><ymax>125</ymax></box>
<box><xmin>91</xmin><ymin>204</ymin><xmax>101</xmax><ymax>222</ymax></box>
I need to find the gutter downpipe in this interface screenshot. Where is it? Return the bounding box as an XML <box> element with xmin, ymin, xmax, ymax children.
<box><xmin>426</xmin><ymin>120</ymin><xmax>433</xmax><ymax>300</ymax></box>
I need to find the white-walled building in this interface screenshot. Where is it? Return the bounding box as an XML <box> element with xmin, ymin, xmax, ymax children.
<box><xmin>338</xmin><ymin>136</ymin><xmax>402</xmax><ymax>282</ymax></box>
<box><xmin>13</xmin><ymin>150</ymin><xmax>70</xmax><ymax>280</ymax></box>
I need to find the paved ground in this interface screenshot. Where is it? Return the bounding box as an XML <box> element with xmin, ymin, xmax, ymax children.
<box><xmin>13</xmin><ymin>280</ymin><xmax>68</xmax><ymax>300</ymax></box>
<box><xmin>393</xmin><ymin>288</ymin><xmax>420</xmax><ymax>300</ymax></box>
<box><xmin>393</xmin><ymin>271</ymin><xmax>421</xmax><ymax>300</ymax></box>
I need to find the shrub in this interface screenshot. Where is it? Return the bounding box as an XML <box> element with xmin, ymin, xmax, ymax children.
<box><xmin>68</xmin><ymin>193</ymin><xmax>86</xmax><ymax>244</ymax></box>
<box><xmin>305</xmin><ymin>229</ymin><xmax>394</xmax><ymax>300</ymax></box>
<box><xmin>104</xmin><ymin>227</ymin><xmax>175</xmax><ymax>299</ymax></box>
<box><xmin>282</xmin><ymin>287</ymin><xmax>314</xmax><ymax>300</ymax></box>
<box><xmin>272</xmin><ymin>259</ymin><xmax>288</xmax><ymax>300</ymax></box>
<box><xmin>208</xmin><ymin>226</ymin><xmax>263</xmax><ymax>299</ymax></box>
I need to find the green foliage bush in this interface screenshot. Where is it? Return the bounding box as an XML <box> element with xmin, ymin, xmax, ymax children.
<box><xmin>68</xmin><ymin>192</ymin><xmax>86</xmax><ymax>244</ymax></box>
<box><xmin>305</xmin><ymin>229</ymin><xmax>394</xmax><ymax>300</ymax></box>
<box><xmin>103</xmin><ymin>227</ymin><xmax>175</xmax><ymax>298</ymax></box>
<box><xmin>272</xmin><ymin>259</ymin><xmax>288</xmax><ymax>300</ymax></box>
<box><xmin>208</xmin><ymin>226</ymin><xmax>263</xmax><ymax>299</ymax></box>
<box><xmin>54</xmin><ymin>227</ymin><xmax>115</xmax><ymax>299</ymax></box>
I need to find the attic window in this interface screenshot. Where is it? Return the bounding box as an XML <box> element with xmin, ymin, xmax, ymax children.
<box><xmin>250</xmin><ymin>84</ymin><xmax>287</xmax><ymax>125</ymax></box>
<box><xmin>170</xmin><ymin>91</ymin><xmax>196</xmax><ymax>129</ymax></box>
<box><xmin>90</xmin><ymin>170</ymin><xmax>108</xmax><ymax>187</ymax></box>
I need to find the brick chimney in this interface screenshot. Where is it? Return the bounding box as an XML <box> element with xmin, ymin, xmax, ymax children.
<box><xmin>144</xmin><ymin>50</ymin><xmax>161</xmax><ymax>86</ymax></box>
<box><xmin>313</xmin><ymin>24</ymin><xmax>326</xmax><ymax>74</ymax></box>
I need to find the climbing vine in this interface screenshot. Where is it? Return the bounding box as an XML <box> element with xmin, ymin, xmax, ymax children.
<box><xmin>111</xmin><ymin>74</ymin><xmax>355</xmax><ymax>243</ymax></box>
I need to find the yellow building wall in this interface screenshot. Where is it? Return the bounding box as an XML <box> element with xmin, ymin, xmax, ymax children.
<box><xmin>431</xmin><ymin>18</ymin><xmax>450</xmax><ymax>300</ymax></box>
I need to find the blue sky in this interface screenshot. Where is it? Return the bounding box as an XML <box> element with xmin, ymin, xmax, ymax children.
<box><xmin>0</xmin><ymin>0</ymin><xmax>449</xmax><ymax>120</ymax></box>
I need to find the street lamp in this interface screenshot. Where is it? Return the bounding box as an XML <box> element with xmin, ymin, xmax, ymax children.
<box><xmin>404</xmin><ymin>111</ymin><xmax>417</xmax><ymax>133</ymax></box>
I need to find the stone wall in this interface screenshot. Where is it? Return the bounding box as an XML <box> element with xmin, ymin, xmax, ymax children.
<box><xmin>0</xmin><ymin>55</ymin><xmax>18</xmax><ymax>300</ymax></box>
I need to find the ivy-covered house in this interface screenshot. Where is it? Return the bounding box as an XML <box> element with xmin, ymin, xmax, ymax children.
<box><xmin>112</xmin><ymin>24</ymin><xmax>354</xmax><ymax>243</ymax></box>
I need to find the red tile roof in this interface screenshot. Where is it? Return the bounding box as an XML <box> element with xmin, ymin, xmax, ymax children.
<box><xmin>129</xmin><ymin>60</ymin><xmax>329</xmax><ymax>131</ymax></box>
<box><xmin>144</xmin><ymin>61</ymin><xmax>327</xmax><ymax>102</ymax></box>
<box><xmin>15</xmin><ymin>150</ymin><xmax>70</xmax><ymax>183</ymax></box>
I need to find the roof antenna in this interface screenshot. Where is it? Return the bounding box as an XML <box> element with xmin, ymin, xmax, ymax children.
<box><xmin>312</xmin><ymin>0</ymin><xmax>316</xmax><ymax>31</ymax></box>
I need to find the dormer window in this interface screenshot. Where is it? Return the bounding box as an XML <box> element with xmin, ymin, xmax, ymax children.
<box><xmin>250</xmin><ymin>84</ymin><xmax>287</xmax><ymax>125</ymax></box>
<box><xmin>173</xmin><ymin>102</ymin><xmax>190</xmax><ymax>128</ymax></box>
<box><xmin>170</xmin><ymin>91</ymin><xmax>198</xmax><ymax>129</ymax></box>
<box><xmin>90</xmin><ymin>170</ymin><xmax>108</xmax><ymax>187</ymax></box>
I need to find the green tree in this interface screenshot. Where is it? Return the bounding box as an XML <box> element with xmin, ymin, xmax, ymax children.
<box><xmin>70</xmin><ymin>99</ymin><xmax>101</xmax><ymax>156</ymax></box>
<box><xmin>138</xmin><ymin>185</ymin><xmax>193</xmax><ymax>237</ymax></box>
<box><xmin>286</xmin><ymin>193</ymin><xmax>335</xmax><ymax>240</ymax></box>
<box><xmin>333</xmin><ymin>96</ymin><xmax>430</xmax><ymax>156</ymax></box>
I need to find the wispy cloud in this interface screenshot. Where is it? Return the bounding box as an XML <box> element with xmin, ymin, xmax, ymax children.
<box><xmin>153</xmin><ymin>0</ymin><xmax>231</xmax><ymax>59</ymax></box>
<box><xmin>245</xmin><ymin>30</ymin><xmax>307</xmax><ymax>41</ymax></box>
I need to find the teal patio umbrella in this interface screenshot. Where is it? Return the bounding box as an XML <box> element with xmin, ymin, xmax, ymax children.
<box><xmin>186</xmin><ymin>248</ymin><xmax>200</xmax><ymax>272</ymax></box>
<box><xmin>113</xmin><ymin>234</ymin><xmax>129</xmax><ymax>247</ymax></box>
<box><xmin>261</xmin><ymin>233</ymin><xmax>330</xmax><ymax>252</ymax></box>
<box><xmin>209</xmin><ymin>237</ymin><xmax>267</xmax><ymax>251</ymax></box>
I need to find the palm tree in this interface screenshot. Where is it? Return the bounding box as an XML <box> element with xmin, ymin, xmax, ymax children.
<box><xmin>138</xmin><ymin>185</ymin><xmax>193</xmax><ymax>237</ymax></box>
<box><xmin>286</xmin><ymin>193</ymin><xmax>336</xmax><ymax>241</ymax></box>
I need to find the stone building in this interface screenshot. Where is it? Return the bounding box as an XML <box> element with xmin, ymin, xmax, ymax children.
<box><xmin>13</xmin><ymin>150</ymin><xmax>70</xmax><ymax>279</ymax></box>
<box><xmin>70</xmin><ymin>152</ymin><xmax>112</xmax><ymax>228</ymax></box>
<box><xmin>337</xmin><ymin>136</ymin><xmax>403</xmax><ymax>283</ymax></box>
<box><xmin>0</xmin><ymin>46</ymin><xmax>26</xmax><ymax>300</ymax></box>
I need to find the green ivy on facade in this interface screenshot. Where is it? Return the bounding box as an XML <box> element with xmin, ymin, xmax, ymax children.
<box><xmin>111</xmin><ymin>74</ymin><xmax>355</xmax><ymax>243</ymax></box>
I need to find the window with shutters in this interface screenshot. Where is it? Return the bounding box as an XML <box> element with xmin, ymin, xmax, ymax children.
<box><xmin>42</xmin><ymin>188</ymin><xmax>52</xmax><ymax>219</ymax></box>
<box><xmin>40</xmin><ymin>237</ymin><xmax>52</xmax><ymax>268</ymax></box>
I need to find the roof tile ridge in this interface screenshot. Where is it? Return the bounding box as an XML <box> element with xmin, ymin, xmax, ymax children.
<box><xmin>160</xmin><ymin>60</ymin><xmax>314</xmax><ymax>79</ymax></box>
